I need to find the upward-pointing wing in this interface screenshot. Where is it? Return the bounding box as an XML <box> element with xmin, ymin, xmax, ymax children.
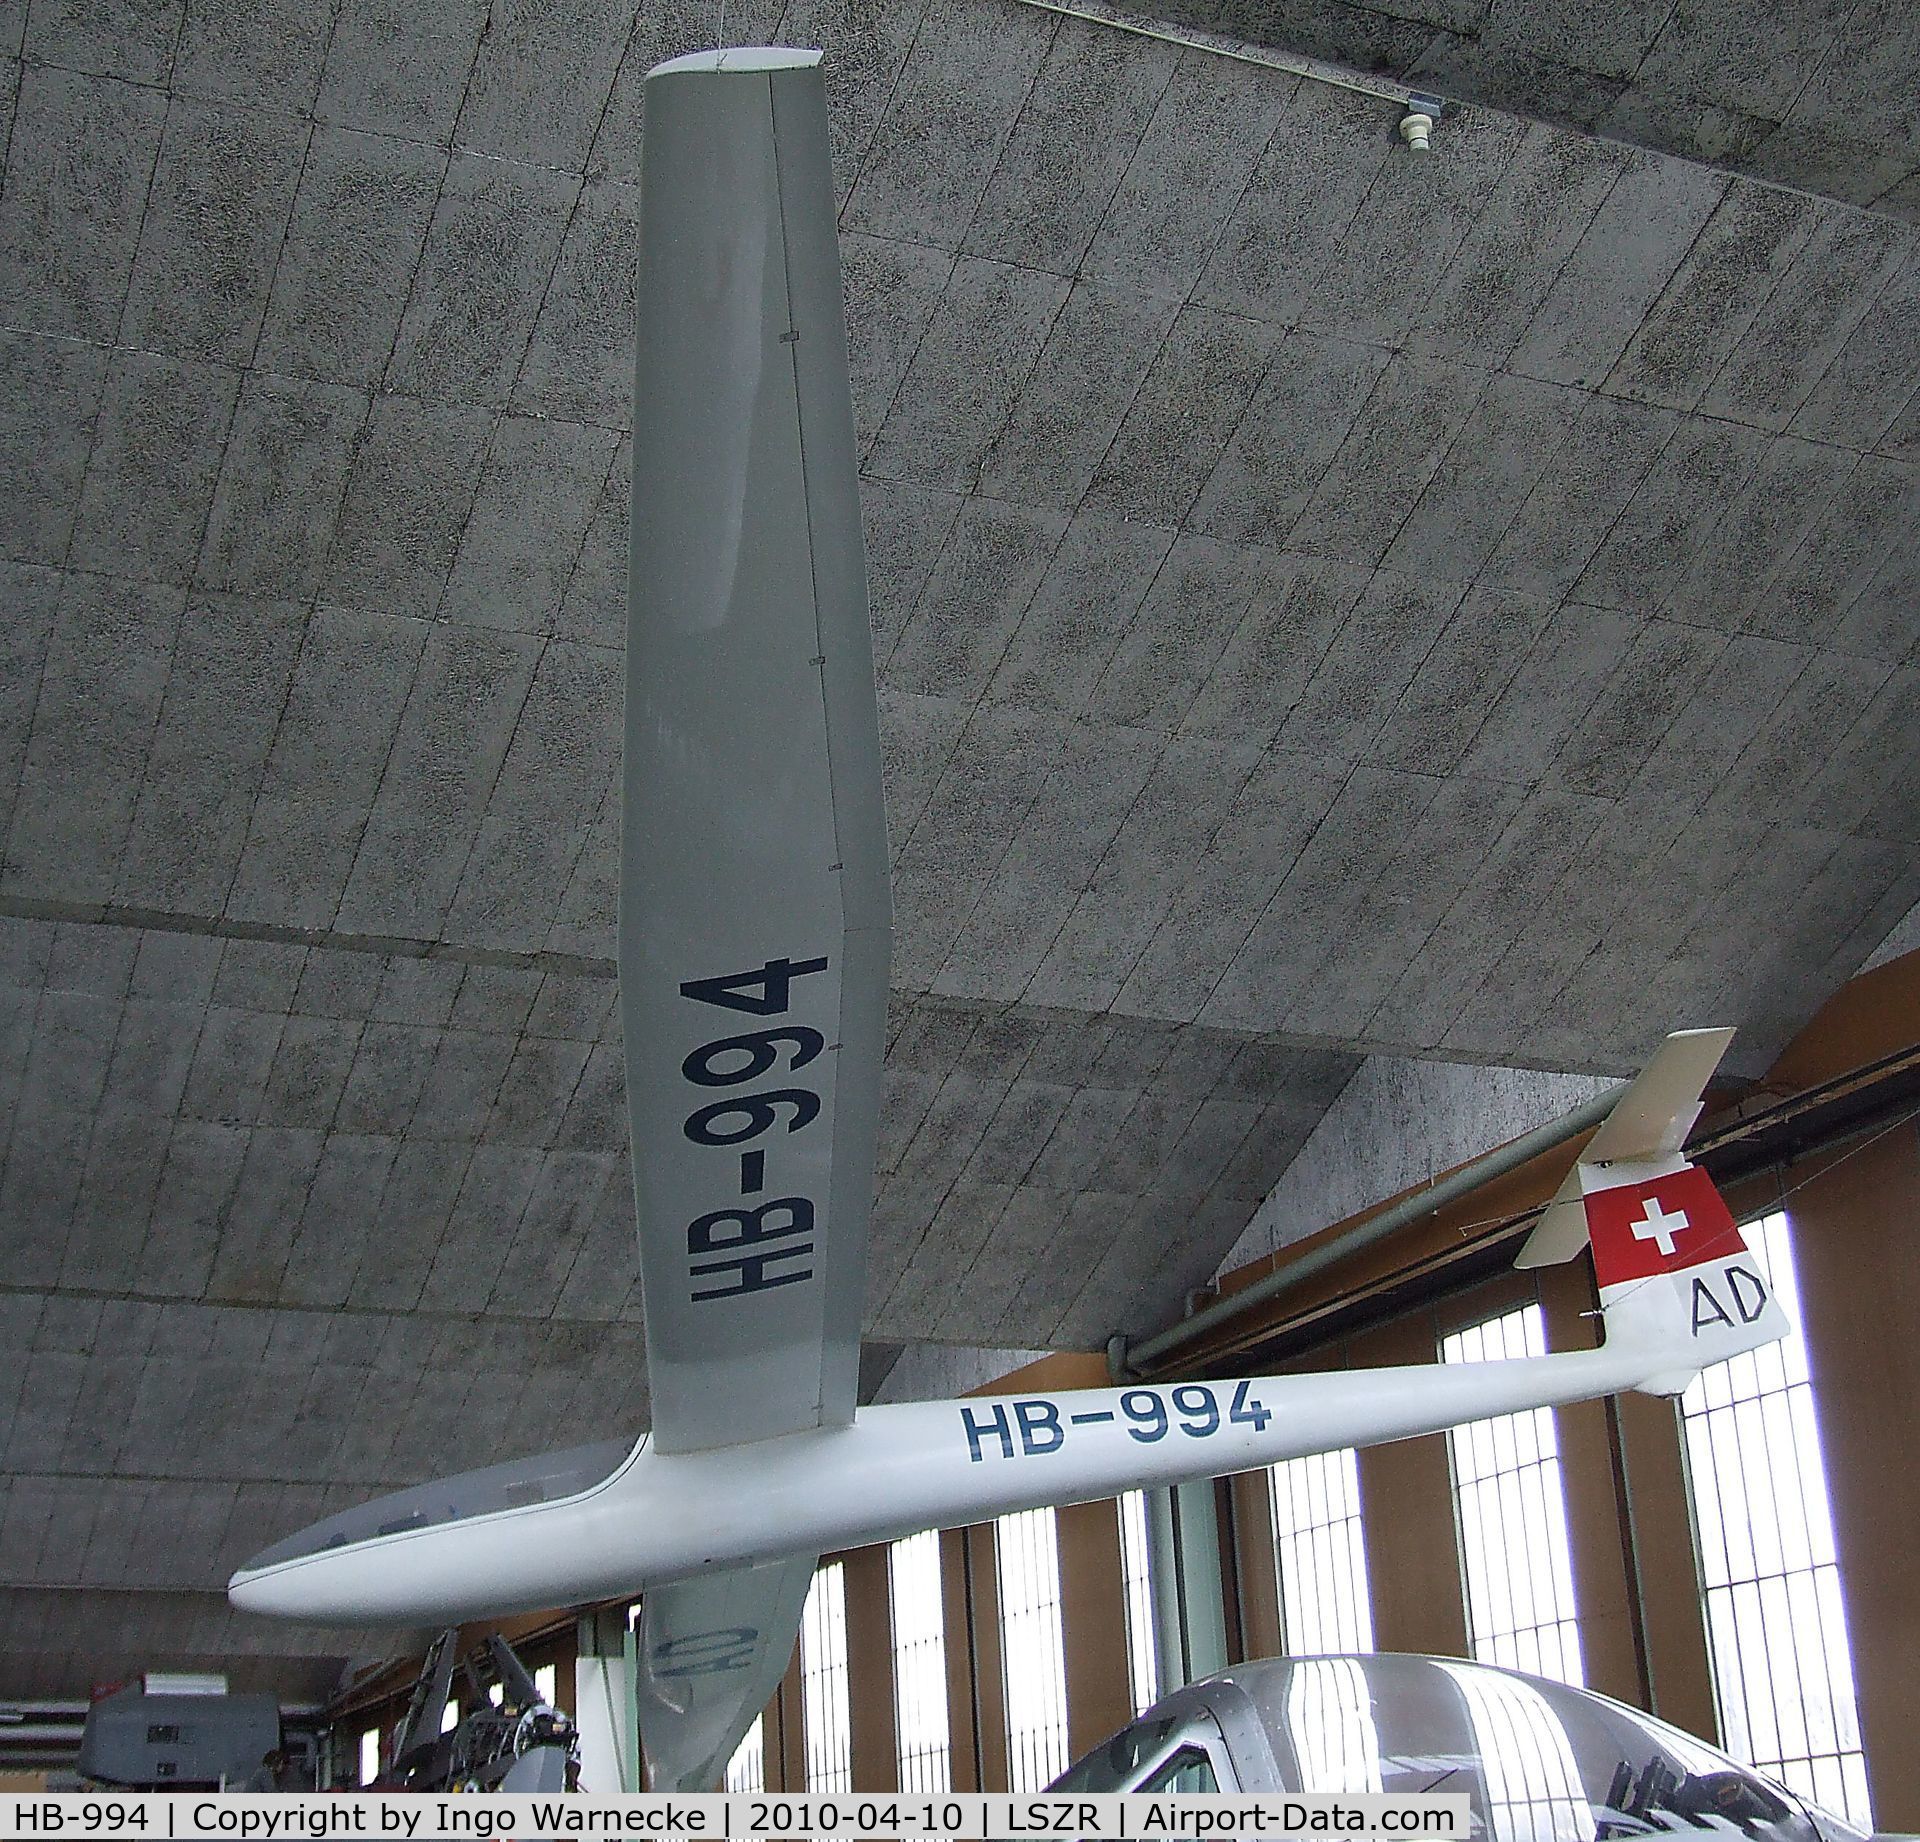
<box><xmin>622</xmin><ymin>49</ymin><xmax>889</xmax><ymax>1456</ymax></box>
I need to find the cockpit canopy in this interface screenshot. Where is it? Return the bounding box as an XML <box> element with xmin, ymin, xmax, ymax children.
<box><xmin>1052</xmin><ymin>1654</ymin><xmax>1865</xmax><ymax>1842</ymax></box>
<box><xmin>235</xmin><ymin>1439</ymin><xmax>632</xmax><ymax>1574</ymax></box>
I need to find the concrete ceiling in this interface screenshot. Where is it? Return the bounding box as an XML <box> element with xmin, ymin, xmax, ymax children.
<box><xmin>2</xmin><ymin>0</ymin><xmax>1917</xmax><ymax>1709</ymax></box>
<box><xmin>1109</xmin><ymin>0</ymin><xmax>1920</xmax><ymax>218</ymax></box>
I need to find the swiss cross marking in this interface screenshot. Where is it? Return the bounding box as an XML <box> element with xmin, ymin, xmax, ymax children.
<box><xmin>1631</xmin><ymin>1195</ymin><xmax>1690</xmax><ymax>1259</ymax></box>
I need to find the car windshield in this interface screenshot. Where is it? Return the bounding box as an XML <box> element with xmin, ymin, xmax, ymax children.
<box><xmin>1050</xmin><ymin>1714</ymin><xmax>1184</xmax><ymax>1792</ymax></box>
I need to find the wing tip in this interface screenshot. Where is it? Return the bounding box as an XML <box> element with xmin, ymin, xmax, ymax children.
<box><xmin>648</xmin><ymin>46</ymin><xmax>823</xmax><ymax>79</ymax></box>
<box><xmin>1514</xmin><ymin>1193</ymin><xmax>1588</xmax><ymax>1269</ymax></box>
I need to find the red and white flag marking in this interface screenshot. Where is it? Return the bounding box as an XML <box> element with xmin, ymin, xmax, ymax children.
<box><xmin>1585</xmin><ymin>1164</ymin><xmax>1746</xmax><ymax>1288</ymax></box>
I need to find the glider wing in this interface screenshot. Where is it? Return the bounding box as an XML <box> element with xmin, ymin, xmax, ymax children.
<box><xmin>623</xmin><ymin>49</ymin><xmax>889</xmax><ymax>1456</ymax></box>
<box><xmin>634</xmin><ymin>1555</ymin><xmax>817</xmax><ymax>1792</ymax></box>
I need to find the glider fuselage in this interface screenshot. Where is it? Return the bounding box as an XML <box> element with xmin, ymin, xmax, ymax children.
<box><xmin>229</xmin><ymin>1337</ymin><xmax>1661</xmax><ymax>1627</ymax></box>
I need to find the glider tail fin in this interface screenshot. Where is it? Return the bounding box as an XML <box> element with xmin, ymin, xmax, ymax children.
<box><xmin>1514</xmin><ymin>1027</ymin><xmax>1789</xmax><ymax>1396</ymax></box>
<box><xmin>1587</xmin><ymin>1162</ymin><xmax>1791</xmax><ymax>1396</ymax></box>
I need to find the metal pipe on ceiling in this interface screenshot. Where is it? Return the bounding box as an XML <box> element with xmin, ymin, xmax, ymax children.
<box><xmin>1112</xmin><ymin>1081</ymin><xmax>1626</xmax><ymax>1378</ymax></box>
<box><xmin>1001</xmin><ymin>0</ymin><xmax>1426</xmax><ymax>104</ymax></box>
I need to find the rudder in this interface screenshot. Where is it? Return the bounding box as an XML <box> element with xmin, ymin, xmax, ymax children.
<box><xmin>1588</xmin><ymin>1162</ymin><xmax>1790</xmax><ymax>1396</ymax></box>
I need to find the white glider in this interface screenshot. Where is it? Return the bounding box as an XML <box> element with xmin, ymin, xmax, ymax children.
<box><xmin>229</xmin><ymin>50</ymin><xmax>1789</xmax><ymax>1793</ymax></box>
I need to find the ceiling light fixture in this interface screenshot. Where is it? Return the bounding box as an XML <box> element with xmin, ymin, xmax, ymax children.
<box><xmin>1400</xmin><ymin>96</ymin><xmax>1443</xmax><ymax>150</ymax></box>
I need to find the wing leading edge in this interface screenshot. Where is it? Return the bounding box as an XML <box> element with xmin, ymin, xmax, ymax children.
<box><xmin>623</xmin><ymin>49</ymin><xmax>889</xmax><ymax>1457</ymax></box>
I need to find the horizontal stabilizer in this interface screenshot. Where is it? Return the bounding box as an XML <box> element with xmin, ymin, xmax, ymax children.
<box><xmin>1515</xmin><ymin>1027</ymin><xmax>1735</xmax><ymax>1270</ymax></box>
<box><xmin>1582</xmin><ymin>1026</ymin><xmax>1733</xmax><ymax>1163</ymax></box>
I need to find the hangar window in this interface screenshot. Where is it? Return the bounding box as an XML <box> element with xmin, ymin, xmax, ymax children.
<box><xmin>358</xmin><ymin>1726</ymin><xmax>380</xmax><ymax>1786</ymax></box>
<box><xmin>1442</xmin><ymin>1304</ymin><xmax>1585</xmax><ymax>1686</ymax></box>
<box><xmin>1680</xmin><ymin>1210</ymin><xmax>1871</xmax><ymax>1825</ymax></box>
<box><xmin>801</xmin><ymin>1561</ymin><xmax>853</xmax><ymax>1791</ymax></box>
<box><xmin>1268</xmin><ymin>1448</ymin><xmax>1374</xmax><ymax>1654</ymax></box>
<box><xmin>533</xmin><ymin>1663</ymin><xmax>557</xmax><ymax>1709</ymax></box>
<box><xmin>995</xmin><ymin>1507</ymin><xmax>1071</xmax><ymax>1790</ymax></box>
<box><xmin>890</xmin><ymin>1529</ymin><xmax>953</xmax><ymax>1791</ymax></box>
<box><xmin>724</xmin><ymin>1715</ymin><xmax>764</xmax><ymax>1793</ymax></box>
<box><xmin>1118</xmin><ymin>1490</ymin><xmax>1159</xmax><ymax>1714</ymax></box>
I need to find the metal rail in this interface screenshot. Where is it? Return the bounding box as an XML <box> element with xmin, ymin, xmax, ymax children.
<box><xmin>1113</xmin><ymin>1082</ymin><xmax>1625</xmax><ymax>1378</ymax></box>
<box><xmin>1001</xmin><ymin>0</ymin><xmax>1429</xmax><ymax>105</ymax></box>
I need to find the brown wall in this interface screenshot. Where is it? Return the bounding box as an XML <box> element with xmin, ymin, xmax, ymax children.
<box><xmin>1057</xmin><ymin>1499</ymin><xmax>1133</xmax><ymax>1756</ymax></box>
<box><xmin>1611</xmin><ymin>1387</ymin><xmax>1720</xmax><ymax>1741</ymax></box>
<box><xmin>1538</xmin><ymin>1254</ymin><xmax>1722</xmax><ymax>1743</ymax></box>
<box><xmin>843</xmin><ymin>1546</ymin><xmax>898</xmax><ymax>1792</ymax></box>
<box><xmin>1229</xmin><ymin>1469</ymin><xmax>1282</xmax><ymax>1661</ymax></box>
<box><xmin>939</xmin><ymin>1528</ymin><xmax>983</xmax><ymax>1791</ymax></box>
<box><xmin>772</xmin><ymin>1644</ymin><xmax>803</xmax><ymax>1790</ymax></box>
<box><xmin>1350</xmin><ymin>1308</ymin><xmax>1470</xmax><ymax>1660</ymax></box>
<box><xmin>1775</xmin><ymin>1124</ymin><xmax>1920</xmax><ymax>1826</ymax></box>
<box><xmin>961</xmin><ymin>1524</ymin><xmax>1008</xmax><ymax>1790</ymax></box>
<box><xmin>1538</xmin><ymin>1258</ymin><xmax>1646</xmax><ymax>1711</ymax></box>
